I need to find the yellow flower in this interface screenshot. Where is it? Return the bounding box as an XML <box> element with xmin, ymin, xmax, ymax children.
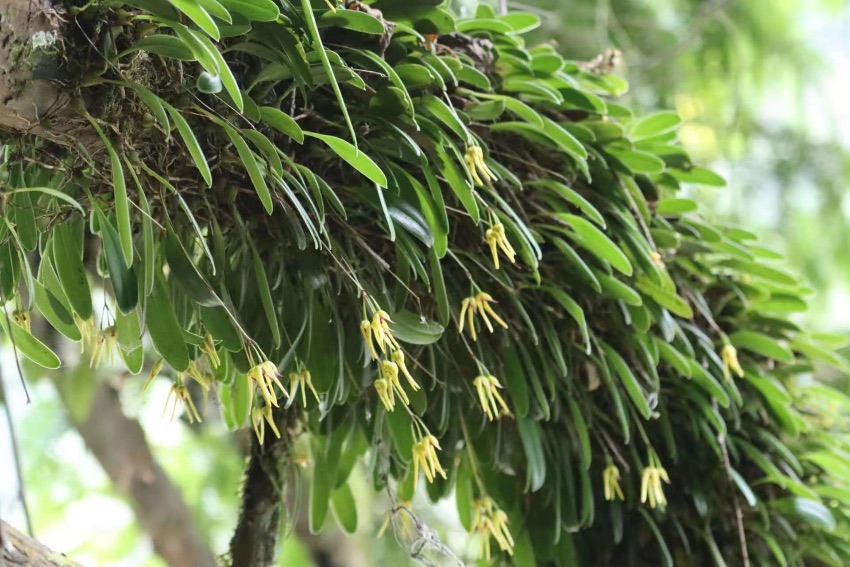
<box><xmin>473</xmin><ymin>375</ymin><xmax>511</xmax><ymax>421</ymax></box>
<box><xmin>289</xmin><ymin>369</ymin><xmax>320</xmax><ymax>408</ymax></box>
<box><xmin>12</xmin><ymin>309</ymin><xmax>30</xmax><ymax>333</ymax></box>
<box><xmin>184</xmin><ymin>361</ymin><xmax>212</xmax><ymax>393</ymax></box>
<box><xmin>164</xmin><ymin>381</ymin><xmax>202</xmax><ymax>423</ymax></box>
<box><xmin>251</xmin><ymin>404</ymin><xmax>281</xmax><ymax>445</ymax></box>
<box><xmin>144</xmin><ymin>359</ymin><xmax>164</xmax><ymax>392</ymax></box>
<box><xmin>74</xmin><ymin>314</ymin><xmax>97</xmax><ymax>354</ymax></box>
<box><xmin>603</xmin><ymin>464</ymin><xmax>624</xmax><ymax>501</ymax></box>
<box><xmin>485</xmin><ymin>222</ymin><xmax>516</xmax><ymax>270</ymax></box>
<box><xmin>374</xmin><ymin>378</ymin><xmax>394</xmax><ymax>411</ymax></box>
<box><xmin>391</xmin><ymin>350</ymin><xmax>420</xmax><ymax>392</ymax></box>
<box><xmin>248</xmin><ymin>360</ymin><xmax>289</xmax><ymax>408</ymax></box>
<box><xmin>89</xmin><ymin>326</ymin><xmax>118</xmax><ymax>369</ymax></box>
<box><xmin>412</xmin><ymin>434</ymin><xmax>447</xmax><ymax>483</ymax></box>
<box><xmin>721</xmin><ymin>343</ymin><xmax>744</xmax><ymax>380</ymax></box>
<box><xmin>464</xmin><ymin>145</ymin><xmax>496</xmax><ymax>187</ymax></box>
<box><xmin>201</xmin><ymin>333</ymin><xmax>221</xmax><ymax>369</ymax></box>
<box><xmin>458</xmin><ymin>292</ymin><xmax>508</xmax><ymax>341</ymax></box>
<box><xmin>472</xmin><ymin>497</ymin><xmax>515</xmax><ymax>560</ymax></box>
<box><xmin>650</xmin><ymin>251</ymin><xmax>666</xmax><ymax>268</ymax></box>
<box><xmin>371</xmin><ymin>309</ymin><xmax>399</xmax><ymax>354</ymax></box>
<box><xmin>640</xmin><ymin>452</ymin><xmax>670</xmax><ymax>509</ymax></box>
<box><xmin>360</xmin><ymin>319</ymin><xmax>378</xmax><ymax>360</ymax></box>
<box><xmin>381</xmin><ymin>360</ymin><xmax>409</xmax><ymax>406</ymax></box>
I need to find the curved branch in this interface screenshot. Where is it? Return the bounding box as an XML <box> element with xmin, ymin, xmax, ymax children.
<box><xmin>60</xmin><ymin>381</ymin><xmax>217</xmax><ymax>567</ymax></box>
<box><xmin>1</xmin><ymin>519</ymin><xmax>81</xmax><ymax>567</ymax></box>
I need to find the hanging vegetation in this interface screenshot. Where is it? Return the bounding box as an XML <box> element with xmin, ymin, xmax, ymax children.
<box><xmin>1</xmin><ymin>0</ymin><xmax>849</xmax><ymax>565</ymax></box>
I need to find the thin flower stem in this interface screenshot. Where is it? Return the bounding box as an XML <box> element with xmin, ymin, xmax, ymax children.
<box><xmin>0</xmin><ymin>364</ymin><xmax>33</xmax><ymax>536</ymax></box>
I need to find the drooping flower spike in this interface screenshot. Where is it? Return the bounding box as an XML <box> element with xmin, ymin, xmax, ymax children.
<box><xmin>640</xmin><ymin>450</ymin><xmax>670</xmax><ymax>509</ymax></box>
<box><xmin>458</xmin><ymin>292</ymin><xmax>509</xmax><ymax>341</ymax></box>
<box><xmin>603</xmin><ymin>463</ymin><xmax>625</xmax><ymax>501</ymax></box>
<box><xmin>473</xmin><ymin>374</ymin><xmax>511</xmax><ymax>421</ymax></box>
<box><xmin>464</xmin><ymin>145</ymin><xmax>497</xmax><ymax>187</ymax></box>
<box><xmin>721</xmin><ymin>343</ymin><xmax>744</xmax><ymax>381</ymax></box>
<box><xmin>485</xmin><ymin>222</ymin><xmax>516</xmax><ymax>270</ymax></box>
<box><xmin>472</xmin><ymin>497</ymin><xmax>515</xmax><ymax>560</ymax></box>
<box><xmin>412</xmin><ymin>434</ymin><xmax>447</xmax><ymax>484</ymax></box>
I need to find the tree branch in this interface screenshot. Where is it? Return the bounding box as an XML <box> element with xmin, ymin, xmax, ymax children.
<box><xmin>58</xmin><ymin>381</ymin><xmax>217</xmax><ymax>567</ymax></box>
<box><xmin>1</xmin><ymin>519</ymin><xmax>81</xmax><ymax>567</ymax></box>
<box><xmin>228</xmin><ymin>414</ymin><xmax>291</xmax><ymax>567</ymax></box>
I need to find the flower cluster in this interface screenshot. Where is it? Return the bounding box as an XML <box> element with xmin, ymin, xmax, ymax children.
<box><xmin>458</xmin><ymin>292</ymin><xmax>508</xmax><ymax>341</ymax></box>
<box><xmin>640</xmin><ymin>451</ymin><xmax>670</xmax><ymax>509</ymax></box>
<box><xmin>721</xmin><ymin>343</ymin><xmax>744</xmax><ymax>380</ymax></box>
<box><xmin>412</xmin><ymin>434</ymin><xmax>446</xmax><ymax>483</ymax></box>
<box><xmin>361</xmin><ymin>308</ymin><xmax>420</xmax><ymax>412</ymax></box>
<box><xmin>251</xmin><ymin>403</ymin><xmax>281</xmax><ymax>445</ymax></box>
<box><xmin>485</xmin><ymin>222</ymin><xmax>516</xmax><ymax>270</ymax></box>
<box><xmin>200</xmin><ymin>333</ymin><xmax>220</xmax><ymax>369</ymax></box>
<box><xmin>248</xmin><ymin>360</ymin><xmax>289</xmax><ymax>409</ymax></box>
<box><xmin>289</xmin><ymin>369</ymin><xmax>320</xmax><ymax>408</ymax></box>
<box><xmin>602</xmin><ymin>464</ymin><xmax>624</xmax><ymax>501</ymax></box>
<box><xmin>472</xmin><ymin>497</ymin><xmax>514</xmax><ymax>560</ymax></box>
<box><xmin>12</xmin><ymin>309</ymin><xmax>30</xmax><ymax>333</ymax></box>
<box><xmin>464</xmin><ymin>145</ymin><xmax>496</xmax><ymax>187</ymax></box>
<box><xmin>164</xmin><ymin>380</ymin><xmax>202</xmax><ymax>424</ymax></box>
<box><xmin>473</xmin><ymin>374</ymin><xmax>511</xmax><ymax>421</ymax></box>
<box><xmin>89</xmin><ymin>326</ymin><xmax>118</xmax><ymax>369</ymax></box>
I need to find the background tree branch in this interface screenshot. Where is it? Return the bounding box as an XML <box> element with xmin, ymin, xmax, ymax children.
<box><xmin>57</xmin><ymin>379</ymin><xmax>217</xmax><ymax>567</ymax></box>
<box><xmin>1</xmin><ymin>519</ymin><xmax>81</xmax><ymax>567</ymax></box>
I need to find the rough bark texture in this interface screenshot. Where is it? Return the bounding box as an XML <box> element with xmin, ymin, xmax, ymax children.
<box><xmin>0</xmin><ymin>520</ymin><xmax>81</xmax><ymax>567</ymax></box>
<box><xmin>0</xmin><ymin>0</ymin><xmax>93</xmax><ymax>146</ymax></box>
<box><xmin>65</xmin><ymin>382</ymin><xmax>217</xmax><ymax>567</ymax></box>
<box><xmin>228</xmin><ymin>417</ymin><xmax>290</xmax><ymax>567</ymax></box>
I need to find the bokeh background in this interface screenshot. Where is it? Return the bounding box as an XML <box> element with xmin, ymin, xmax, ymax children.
<box><xmin>2</xmin><ymin>0</ymin><xmax>849</xmax><ymax>564</ymax></box>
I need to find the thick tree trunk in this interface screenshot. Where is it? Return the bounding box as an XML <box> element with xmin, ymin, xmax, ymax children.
<box><xmin>0</xmin><ymin>520</ymin><xmax>82</xmax><ymax>566</ymax></box>
<box><xmin>0</xmin><ymin>0</ymin><xmax>93</xmax><ymax>146</ymax></box>
<box><xmin>64</xmin><ymin>382</ymin><xmax>217</xmax><ymax>567</ymax></box>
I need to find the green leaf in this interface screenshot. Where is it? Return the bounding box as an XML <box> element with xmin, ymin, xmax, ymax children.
<box><xmin>219</xmin><ymin>0</ymin><xmax>279</xmax><ymax>20</ymax></box>
<box><xmin>305</xmin><ymin>133</ymin><xmax>387</xmax><ymax>187</ymax></box>
<box><xmin>670</xmin><ymin>167</ymin><xmax>726</xmax><ymax>187</ymax></box>
<box><xmin>131</xmin><ymin>84</ymin><xmax>171</xmax><ymax>135</ymax></box>
<box><xmin>164</xmin><ymin>233</ymin><xmax>219</xmax><ymax>307</ymax></box>
<box><xmin>608</xmin><ymin>148</ymin><xmax>666</xmax><ymax>175</ymax></box>
<box><xmin>542</xmin><ymin>286</ymin><xmax>590</xmax><ymax>354</ymax></box>
<box><xmin>319</xmin><ymin>8</ymin><xmax>385</xmax><ymax>34</ymax></box>
<box><xmin>435</xmin><ymin>145</ymin><xmax>479</xmax><ymax>223</ymax></box>
<box><xmin>33</xmin><ymin>280</ymin><xmax>81</xmax><ymax>342</ymax></box>
<box><xmin>146</xmin><ymin>272</ymin><xmax>190</xmax><ymax>372</ymax></box>
<box><xmin>301</xmin><ymin>0</ymin><xmax>357</xmax><ymax>148</ymax></box>
<box><xmin>5</xmin><ymin>187</ymin><xmax>85</xmax><ymax>215</ymax></box>
<box><xmin>10</xmin><ymin>193</ymin><xmax>36</xmax><ymax>251</ymax></box>
<box><xmin>528</xmin><ymin>180</ymin><xmax>604</xmax><ymax>227</ymax></box>
<box><xmin>0</xmin><ymin>312</ymin><xmax>61</xmax><ymax>369</ymax></box>
<box><xmin>94</xmin><ymin>206</ymin><xmax>138</xmax><ymax>314</ymax></box>
<box><xmin>163</xmin><ymin>102</ymin><xmax>213</xmax><ymax>186</ymax></box>
<box><xmin>258</xmin><ymin>106</ymin><xmax>304</xmax><ymax>143</ymax></box>
<box><xmin>629</xmin><ymin>111</ymin><xmax>681</xmax><ymax>141</ymax></box>
<box><xmin>729</xmin><ymin>331</ymin><xmax>794</xmax><ymax>363</ymax></box>
<box><xmin>52</xmin><ymin>223</ymin><xmax>93</xmax><ymax>320</ymax></box>
<box><xmin>310</xmin><ymin>449</ymin><xmax>331</xmax><ymax>534</ymax></box>
<box><xmin>601</xmin><ymin>343</ymin><xmax>651</xmax><ymax>419</ymax></box>
<box><xmin>124</xmin><ymin>34</ymin><xmax>195</xmax><ymax>60</ymax></box>
<box><xmin>517</xmin><ymin>416</ymin><xmax>547</xmax><ymax>493</ymax></box>
<box><xmin>251</xmin><ymin>243</ymin><xmax>280</xmax><ymax>349</ymax></box>
<box><xmin>223</xmin><ymin>126</ymin><xmax>273</xmax><ymax>213</ymax></box>
<box><xmin>389</xmin><ymin>310</ymin><xmax>444</xmax><ymax>345</ymax></box>
<box><xmin>419</xmin><ymin>94</ymin><xmax>470</xmax><ymax>142</ymax></box>
<box><xmin>192</xmin><ymin>31</ymin><xmax>243</xmax><ymax>111</ymax></box>
<box><xmin>635</xmin><ymin>278</ymin><xmax>693</xmax><ymax>318</ymax></box>
<box><xmin>559</xmin><ymin>214</ymin><xmax>632</xmax><ymax>276</ymax></box>
<box><xmin>656</xmin><ymin>198</ymin><xmax>697</xmax><ymax>215</ymax></box>
<box><xmin>771</xmin><ymin>498</ymin><xmax>835</xmax><ymax>531</ymax></box>
<box><xmin>330</xmin><ymin>483</ymin><xmax>358</xmax><ymax>534</ymax></box>
<box><xmin>168</xmin><ymin>0</ymin><xmax>220</xmax><ymax>39</ymax></box>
